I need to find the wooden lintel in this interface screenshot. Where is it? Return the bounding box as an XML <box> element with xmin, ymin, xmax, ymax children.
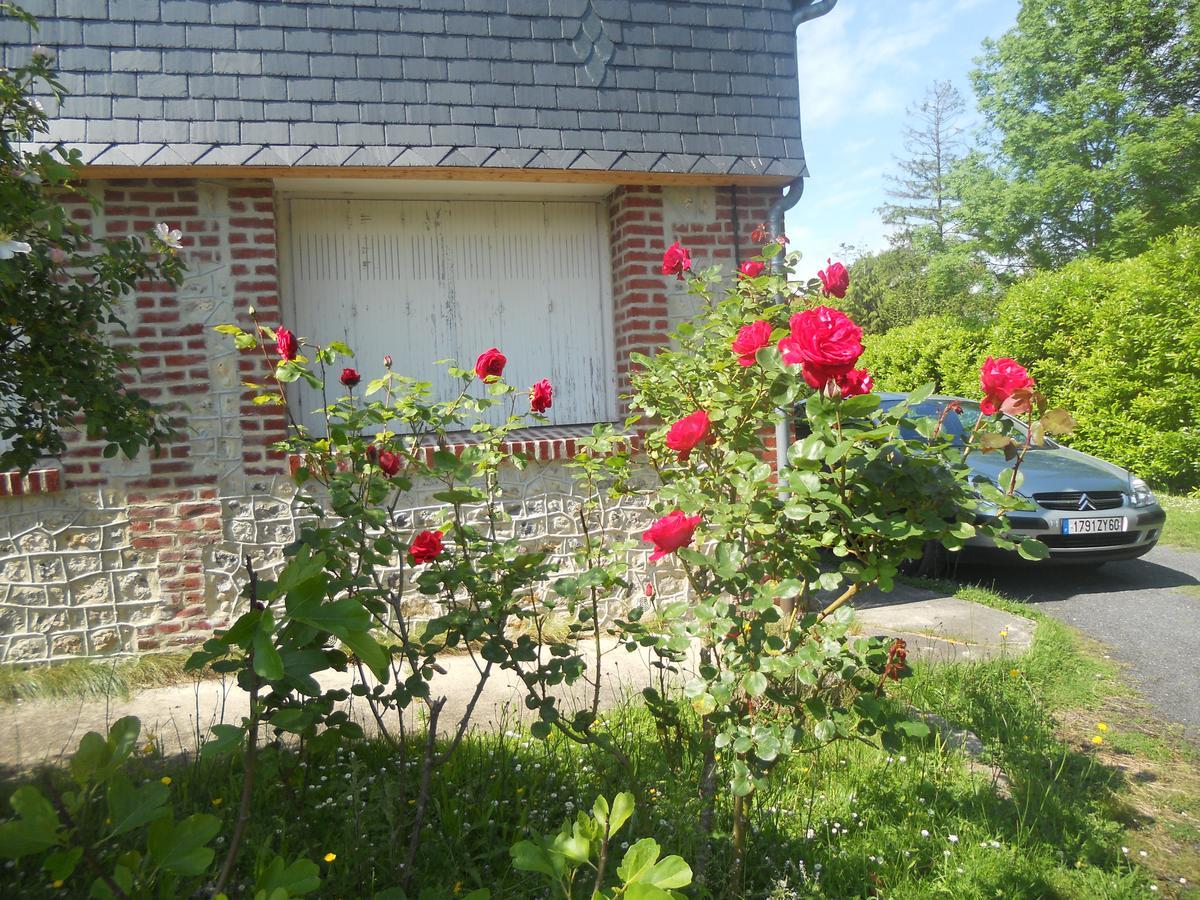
<box><xmin>78</xmin><ymin>164</ymin><xmax>795</xmax><ymax>188</ymax></box>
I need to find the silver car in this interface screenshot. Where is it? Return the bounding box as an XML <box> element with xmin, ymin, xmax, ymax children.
<box><xmin>879</xmin><ymin>393</ymin><xmax>1166</xmax><ymax>565</ymax></box>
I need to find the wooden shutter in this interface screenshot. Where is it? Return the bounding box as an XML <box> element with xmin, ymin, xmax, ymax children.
<box><xmin>282</xmin><ymin>197</ymin><xmax>615</xmax><ymax>430</ymax></box>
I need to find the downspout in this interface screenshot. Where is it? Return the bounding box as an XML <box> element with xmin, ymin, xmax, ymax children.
<box><xmin>769</xmin><ymin>177</ymin><xmax>805</xmax><ymax>478</ymax></box>
<box><xmin>771</xmin><ymin>0</ymin><xmax>840</xmax><ymax>478</ymax></box>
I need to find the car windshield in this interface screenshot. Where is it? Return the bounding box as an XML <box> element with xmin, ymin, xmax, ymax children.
<box><xmin>881</xmin><ymin>397</ymin><xmax>1042</xmax><ymax>448</ymax></box>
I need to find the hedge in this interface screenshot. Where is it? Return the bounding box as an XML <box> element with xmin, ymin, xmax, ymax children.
<box><xmin>863</xmin><ymin>227</ymin><xmax>1200</xmax><ymax>492</ymax></box>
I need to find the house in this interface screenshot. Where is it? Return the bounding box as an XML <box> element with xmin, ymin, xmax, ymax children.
<box><xmin>0</xmin><ymin>0</ymin><xmax>837</xmax><ymax>662</ymax></box>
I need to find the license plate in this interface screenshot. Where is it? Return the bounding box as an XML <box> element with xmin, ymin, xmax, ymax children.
<box><xmin>1062</xmin><ymin>517</ymin><xmax>1126</xmax><ymax>535</ymax></box>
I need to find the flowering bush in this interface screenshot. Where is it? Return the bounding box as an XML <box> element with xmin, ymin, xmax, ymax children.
<box><xmin>611</xmin><ymin>233</ymin><xmax>1046</xmax><ymax>889</ymax></box>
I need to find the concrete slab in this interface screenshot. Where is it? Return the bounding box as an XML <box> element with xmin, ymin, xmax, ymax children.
<box><xmin>0</xmin><ymin>589</ymin><xmax>1035</xmax><ymax>772</ymax></box>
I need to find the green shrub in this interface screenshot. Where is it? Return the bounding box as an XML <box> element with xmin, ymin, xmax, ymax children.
<box><xmin>860</xmin><ymin>314</ymin><xmax>987</xmax><ymax>398</ymax></box>
<box><xmin>863</xmin><ymin>227</ymin><xmax>1200</xmax><ymax>491</ymax></box>
<box><xmin>992</xmin><ymin>227</ymin><xmax>1200</xmax><ymax>491</ymax></box>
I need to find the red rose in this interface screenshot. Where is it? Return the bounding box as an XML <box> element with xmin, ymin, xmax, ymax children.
<box><xmin>661</xmin><ymin>241</ymin><xmax>692</xmax><ymax>280</ymax></box>
<box><xmin>664</xmin><ymin>409</ymin><xmax>711</xmax><ymax>461</ymax></box>
<box><xmin>408</xmin><ymin>530</ymin><xmax>444</xmax><ymax>565</ymax></box>
<box><xmin>530</xmin><ymin>379</ymin><xmax>553</xmax><ymax>413</ymax></box>
<box><xmin>378</xmin><ymin>450</ymin><xmax>401</xmax><ymax>477</ymax></box>
<box><xmin>979</xmin><ymin>357</ymin><xmax>1035</xmax><ymax>415</ymax></box>
<box><xmin>818</xmin><ymin>259</ymin><xmax>850</xmax><ymax>299</ymax></box>
<box><xmin>276</xmin><ymin>327</ymin><xmax>298</xmax><ymax>361</ymax></box>
<box><xmin>834</xmin><ymin>368</ymin><xmax>873</xmax><ymax>398</ymax></box>
<box><xmin>739</xmin><ymin>260</ymin><xmax>766</xmax><ymax>279</ymax></box>
<box><xmin>383</xmin><ymin>354</ymin><xmax>393</xmax><ymax>369</ymax></box>
<box><xmin>339</xmin><ymin>367</ymin><xmax>361</xmax><ymax>388</ymax></box>
<box><xmin>365</xmin><ymin>443</ymin><xmax>379</xmax><ymax>463</ymax></box>
<box><xmin>474</xmin><ymin>347</ymin><xmax>507</xmax><ymax>381</ymax></box>
<box><xmin>778</xmin><ymin>306</ymin><xmax>864</xmax><ymax>390</ymax></box>
<box><xmin>643</xmin><ymin>510</ymin><xmax>702</xmax><ymax>562</ymax></box>
<box><xmin>731</xmin><ymin>320</ymin><xmax>773</xmax><ymax>367</ymax></box>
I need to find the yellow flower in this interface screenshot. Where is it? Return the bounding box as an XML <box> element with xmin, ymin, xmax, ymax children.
<box><xmin>52</xmin><ymin>880</ymin><xmax>63</xmax><ymax>889</ymax></box>
<box><xmin>1096</xmin><ymin>722</ymin><xmax>1108</xmax><ymax>732</ymax></box>
<box><xmin>160</xmin><ymin>776</ymin><xmax>172</xmax><ymax>786</ymax></box>
<box><xmin>143</xmin><ymin>741</ymin><xmax>156</xmax><ymax>755</ymax></box>
<box><xmin>211</xmin><ymin>798</ymin><xmax>223</xmax><ymax>807</ymax></box>
<box><xmin>453</xmin><ymin>883</ymin><xmax>463</xmax><ymax>895</ymax></box>
<box><xmin>323</xmin><ymin>853</ymin><xmax>337</xmax><ymax>863</ymax></box>
<box><xmin>999</xmin><ymin>631</ymin><xmax>1008</xmax><ymax>638</ymax></box>
<box><xmin>1009</xmin><ymin>669</ymin><xmax>1020</xmax><ymax>678</ymax></box>
<box><xmin>1091</xmin><ymin>736</ymin><xmax>1103</xmax><ymax>745</ymax></box>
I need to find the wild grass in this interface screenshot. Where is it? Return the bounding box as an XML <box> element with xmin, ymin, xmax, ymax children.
<box><xmin>1161</xmin><ymin>494</ymin><xmax>1200</xmax><ymax>551</ymax></box>
<box><xmin>5</xmin><ymin>604</ymin><xmax>1192</xmax><ymax>898</ymax></box>
<box><xmin>0</xmin><ymin>651</ymin><xmax>209</xmax><ymax>704</ymax></box>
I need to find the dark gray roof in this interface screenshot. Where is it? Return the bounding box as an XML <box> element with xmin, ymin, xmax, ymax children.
<box><xmin>2</xmin><ymin>0</ymin><xmax>806</xmax><ymax>178</ymax></box>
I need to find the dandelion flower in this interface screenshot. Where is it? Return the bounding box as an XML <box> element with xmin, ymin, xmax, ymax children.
<box><xmin>211</xmin><ymin>798</ymin><xmax>223</xmax><ymax>807</ymax></box>
<box><xmin>323</xmin><ymin>853</ymin><xmax>337</xmax><ymax>863</ymax></box>
<box><xmin>1096</xmin><ymin>722</ymin><xmax>1108</xmax><ymax>732</ymax></box>
<box><xmin>1091</xmin><ymin>736</ymin><xmax>1103</xmax><ymax>745</ymax></box>
<box><xmin>999</xmin><ymin>630</ymin><xmax>1008</xmax><ymax>638</ymax></box>
<box><xmin>160</xmin><ymin>776</ymin><xmax>172</xmax><ymax>786</ymax></box>
<box><xmin>1010</xmin><ymin>668</ymin><xmax>1020</xmax><ymax>678</ymax></box>
<box><xmin>52</xmin><ymin>880</ymin><xmax>63</xmax><ymax>889</ymax></box>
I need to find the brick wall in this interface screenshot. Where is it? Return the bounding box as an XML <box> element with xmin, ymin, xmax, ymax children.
<box><xmin>0</xmin><ymin>177</ymin><xmax>782</xmax><ymax>663</ymax></box>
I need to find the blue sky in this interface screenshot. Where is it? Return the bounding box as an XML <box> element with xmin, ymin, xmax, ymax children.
<box><xmin>787</xmin><ymin>0</ymin><xmax>1021</xmax><ymax>269</ymax></box>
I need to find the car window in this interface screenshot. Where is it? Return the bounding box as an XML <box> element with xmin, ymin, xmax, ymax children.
<box><xmin>880</xmin><ymin>397</ymin><xmax>1047</xmax><ymax>448</ymax></box>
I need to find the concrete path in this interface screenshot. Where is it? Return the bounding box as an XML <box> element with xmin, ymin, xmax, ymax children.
<box><xmin>957</xmin><ymin>544</ymin><xmax>1200</xmax><ymax>737</ymax></box>
<box><xmin>0</xmin><ymin>586</ymin><xmax>1034</xmax><ymax>772</ymax></box>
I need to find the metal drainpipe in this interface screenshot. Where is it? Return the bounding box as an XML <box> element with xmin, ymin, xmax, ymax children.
<box><xmin>793</xmin><ymin>0</ymin><xmax>839</xmax><ymax>26</ymax></box>
<box><xmin>768</xmin><ymin>177</ymin><xmax>805</xmax><ymax>479</ymax></box>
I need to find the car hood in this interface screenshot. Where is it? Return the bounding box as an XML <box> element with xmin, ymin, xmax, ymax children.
<box><xmin>966</xmin><ymin>445</ymin><xmax>1132</xmax><ymax>494</ymax></box>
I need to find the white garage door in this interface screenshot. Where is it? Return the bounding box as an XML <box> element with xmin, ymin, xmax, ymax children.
<box><xmin>281</xmin><ymin>196</ymin><xmax>615</xmax><ymax>431</ymax></box>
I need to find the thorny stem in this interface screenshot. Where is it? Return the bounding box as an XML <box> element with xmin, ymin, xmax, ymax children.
<box><xmin>212</xmin><ymin>557</ymin><xmax>263</xmax><ymax>897</ymax></box>
<box><xmin>817</xmin><ymin>583</ymin><xmax>859</xmax><ymax>623</ymax></box>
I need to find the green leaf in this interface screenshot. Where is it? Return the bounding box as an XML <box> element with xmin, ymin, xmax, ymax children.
<box><xmin>147</xmin><ymin>814</ymin><xmax>220</xmax><ymax>876</ymax></box>
<box><xmin>253</xmin><ymin>625</ymin><xmax>284</xmax><ymax>681</ymax></box>
<box><xmin>1017</xmin><ymin>538</ymin><xmax>1049</xmax><ymax>561</ymax></box>
<box><xmin>340</xmin><ymin>629</ymin><xmax>390</xmax><ymax>681</ymax></box>
<box><xmin>509</xmin><ymin>840</ymin><xmax>563</xmax><ymax>879</ymax></box>
<box><xmin>608</xmin><ymin>792</ymin><xmax>635</xmax><ymax>837</ymax></box>
<box><xmin>742</xmin><ymin>671</ymin><xmax>768</xmax><ymax>698</ymax></box>
<box><xmin>106</xmin><ymin>774</ymin><xmax>170</xmax><ymax>838</ymax></box>
<box><xmin>0</xmin><ymin>786</ymin><xmax>62</xmax><ymax>858</ymax></box>
<box><xmin>616</xmin><ymin>838</ymin><xmax>662</xmax><ymax>884</ymax></box>
<box><xmin>200</xmin><ymin>724</ymin><xmax>245</xmax><ymax>760</ymax></box>
<box><xmin>255</xmin><ymin>856</ymin><xmax>322</xmax><ymax>897</ymax></box>
<box><xmin>291</xmin><ymin>598</ymin><xmax>371</xmax><ymax>637</ymax></box>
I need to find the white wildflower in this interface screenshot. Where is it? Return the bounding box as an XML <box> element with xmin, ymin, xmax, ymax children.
<box><xmin>0</xmin><ymin>234</ymin><xmax>32</xmax><ymax>259</ymax></box>
<box><xmin>154</xmin><ymin>222</ymin><xmax>183</xmax><ymax>250</ymax></box>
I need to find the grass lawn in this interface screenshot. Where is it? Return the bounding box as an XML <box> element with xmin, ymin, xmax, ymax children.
<box><xmin>1160</xmin><ymin>495</ymin><xmax>1200</xmax><ymax>551</ymax></box>
<box><xmin>2</xmin><ymin>594</ymin><xmax>1197</xmax><ymax>898</ymax></box>
<box><xmin>0</xmin><ymin>650</ymin><xmax>206</xmax><ymax>703</ymax></box>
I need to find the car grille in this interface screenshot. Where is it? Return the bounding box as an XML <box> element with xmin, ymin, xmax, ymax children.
<box><xmin>1039</xmin><ymin>532</ymin><xmax>1138</xmax><ymax>549</ymax></box>
<box><xmin>1033</xmin><ymin>491</ymin><xmax>1124</xmax><ymax>511</ymax></box>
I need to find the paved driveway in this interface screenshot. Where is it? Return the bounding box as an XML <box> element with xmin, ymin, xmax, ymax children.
<box><xmin>956</xmin><ymin>545</ymin><xmax>1200</xmax><ymax>736</ymax></box>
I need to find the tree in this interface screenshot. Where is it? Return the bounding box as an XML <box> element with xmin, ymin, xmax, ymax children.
<box><xmin>953</xmin><ymin>0</ymin><xmax>1200</xmax><ymax>270</ymax></box>
<box><xmin>0</xmin><ymin>3</ymin><xmax>184</xmax><ymax>471</ymax></box>
<box><xmin>879</xmin><ymin>80</ymin><xmax>967</xmax><ymax>246</ymax></box>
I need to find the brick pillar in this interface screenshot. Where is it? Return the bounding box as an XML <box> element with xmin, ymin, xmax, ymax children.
<box><xmin>608</xmin><ymin>185</ymin><xmax>670</xmax><ymax>409</ymax></box>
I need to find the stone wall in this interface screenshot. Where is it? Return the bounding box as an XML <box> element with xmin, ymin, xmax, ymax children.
<box><xmin>0</xmin><ymin>177</ymin><xmax>776</xmax><ymax>663</ymax></box>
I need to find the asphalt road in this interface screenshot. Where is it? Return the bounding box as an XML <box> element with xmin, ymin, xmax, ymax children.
<box><xmin>955</xmin><ymin>545</ymin><xmax>1200</xmax><ymax>737</ymax></box>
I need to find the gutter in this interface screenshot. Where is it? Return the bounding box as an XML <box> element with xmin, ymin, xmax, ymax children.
<box><xmin>768</xmin><ymin>0</ymin><xmax>840</xmax><ymax>480</ymax></box>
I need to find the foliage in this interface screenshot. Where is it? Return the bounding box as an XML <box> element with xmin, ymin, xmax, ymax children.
<box><xmin>989</xmin><ymin>227</ymin><xmax>1200</xmax><ymax>490</ymax></box>
<box><xmin>0</xmin><ymin>4</ymin><xmax>185</xmax><ymax>470</ymax></box>
<box><xmin>860</xmin><ymin>314</ymin><xmax>987</xmax><ymax>397</ymax></box>
<box><xmin>0</xmin><ymin>715</ymin><xmax>317</xmax><ymax>899</ymax></box>
<box><xmin>953</xmin><ymin>0</ymin><xmax>1200</xmax><ymax>270</ymax></box>
<box><xmin>510</xmin><ymin>792</ymin><xmax>692</xmax><ymax>899</ymax></box>
<box><xmin>841</xmin><ymin>239</ymin><xmax>1001</xmax><ymax>335</ymax></box>
<box><xmin>0</xmin><ymin>651</ymin><xmax>210</xmax><ymax>704</ymax></box>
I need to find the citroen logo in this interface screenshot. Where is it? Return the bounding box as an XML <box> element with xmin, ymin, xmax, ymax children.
<box><xmin>1078</xmin><ymin>493</ymin><xmax>1096</xmax><ymax>511</ymax></box>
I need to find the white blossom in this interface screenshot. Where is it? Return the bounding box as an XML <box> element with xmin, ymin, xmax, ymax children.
<box><xmin>154</xmin><ymin>222</ymin><xmax>183</xmax><ymax>250</ymax></box>
<box><xmin>0</xmin><ymin>235</ymin><xmax>32</xmax><ymax>259</ymax></box>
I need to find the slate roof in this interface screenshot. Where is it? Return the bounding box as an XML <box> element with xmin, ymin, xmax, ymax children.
<box><xmin>2</xmin><ymin>0</ymin><xmax>807</xmax><ymax>178</ymax></box>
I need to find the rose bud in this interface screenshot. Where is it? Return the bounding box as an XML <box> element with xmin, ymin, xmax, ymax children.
<box><xmin>661</xmin><ymin>241</ymin><xmax>692</xmax><ymax>280</ymax></box>
<box><xmin>408</xmin><ymin>530</ymin><xmax>444</xmax><ymax>565</ymax></box>
<box><xmin>664</xmin><ymin>410</ymin><xmax>712</xmax><ymax>462</ymax></box>
<box><xmin>474</xmin><ymin>347</ymin><xmax>507</xmax><ymax>381</ymax></box>
<box><xmin>739</xmin><ymin>260</ymin><xmax>766</xmax><ymax>279</ymax></box>
<box><xmin>817</xmin><ymin>259</ymin><xmax>850</xmax><ymax>299</ymax></box>
<box><xmin>642</xmin><ymin>510</ymin><xmax>702</xmax><ymax>562</ymax></box>
<box><xmin>276</xmin><ymin>326</ymin><xmax>298</xmax><ymax>361</ymax></box>
<box><xmin>339</xmin><ymin>367</ymin><xmax>361</xmax><ymax>388</ymax></box>
<box><xmin>530</xmin><ymin>379</ymin><xmax>553</xmax><ymax>413</ymax></box>
<box><xmin>378</xmin><ymin>450</ymin><xmax>401</xmax><ymax>477</ymax></box>
<box><xmin>731</xmin><ymin>320</ymin><xmax>773</xmax><ymax>367</ymax></box>
<box><xmin>383</xmin><ymin>354</ymin><xmax>393</xmax><ymax>369</ymax></box>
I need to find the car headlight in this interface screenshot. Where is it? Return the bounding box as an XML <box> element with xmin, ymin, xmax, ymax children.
<box><xmin>1129</xmin><ymin>476</ymin><xmax>1157</xmax><ymax>508</ymax></box>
